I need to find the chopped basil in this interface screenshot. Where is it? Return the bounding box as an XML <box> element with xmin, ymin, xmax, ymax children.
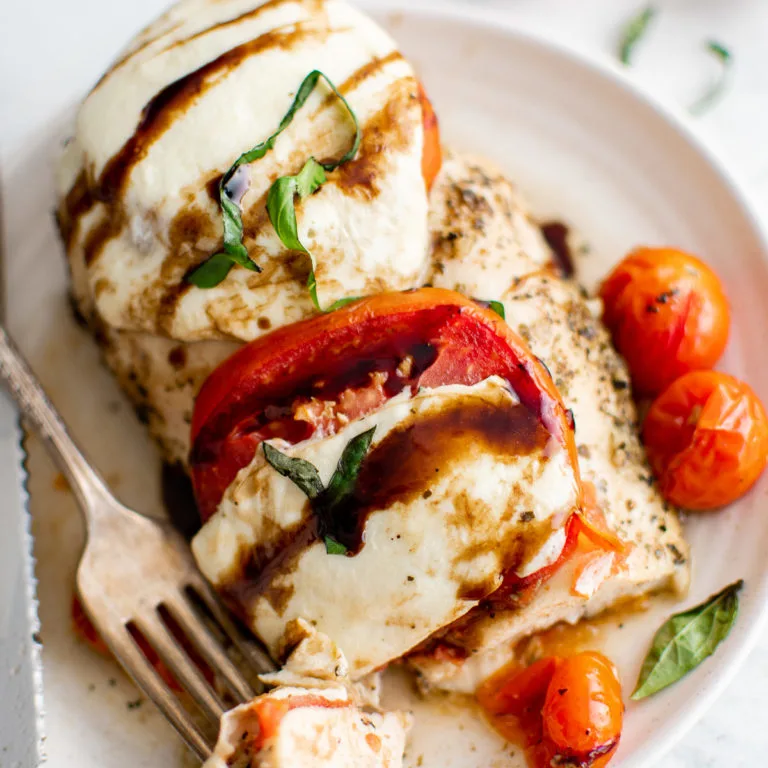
<box><xmin>262</xmin><ymin>426</ymin><xmax>375</xmax><ymax>556</ymax></box>
<box><xmin>267</xmin><ymin>158</ymin><xmax>327</xmax><ymax>253</ymax></box>
<box><xmin>488</xmin><ymin>300</ymin><xmax>506</xmax><ymax>321</ymax></box>
<box><xmin>263</xmin><ymin>442</ymin><xmax>324</xmax><ymax>500</ymax></box>
<box><xmin>619</xmin><ymin>6</ymin><xmax>657</xmax><ymax>65</ymax></box>
<box><xmin>690</xmin><ymin>41</ymin><xmax>733</xmax><ymax>116</ymax></box>
<box><xmin>323</xmin><ymin>537</ymin><xmax>349</xmax><ymax>555</ymax></box>
<box><xmin>266</xmin><ymin>72</ymin><xmax>360</xmax><ymax>311</ymax></box>
<box><xmin>473</xmin><ymin>298</ymin><xmax>506</xmax><ymax>321</ymax></box>
<box><xmin>631</xmin><ymin>579</ymin><xmax>743</xmax><ymax>700</ymax></box>
<box><xmin>188</xmin><ymin>69</ymin><xmax>360</xmax><ymax>290</ymax></box>
<box><xmin>323</xmin><ymin>427</ymin><xmax>376</xmax><ymax>510</ymax></box>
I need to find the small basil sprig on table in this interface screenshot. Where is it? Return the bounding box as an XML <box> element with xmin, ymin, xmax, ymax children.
<box><xmin>263</xmin><ymin>426</ymin><xmax>375</xmax><ymax>555</ymax></box>
<box><xmin>689</xmin><ymin>41</ymin><xmax>733</xmax><ymax>116</ymax></box>
<box><xmin>618</xmin><ymin>5</ymin><xmax>657</xmax><ymax>65</ymax></box>
<box><xmin>187</xmin><ymin>70</ymin><xmax>360</xmax><ymax>292</ymax></box>
<box><xmin>631</xmin><ymin>579</ymin><xmax>743</xmax><ymax>700</ymax></box>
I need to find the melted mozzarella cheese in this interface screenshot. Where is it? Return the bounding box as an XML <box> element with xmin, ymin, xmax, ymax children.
<box><xmin>204</xmin><ymin>686</ymin><xmax>411</xmax><ymax>768</ymax></box>
<box><xmin>192</xmin><ymin>377</ymin><xmax>579</xmax><ymax>678</ymax></box>
<box><xmin>58</xmin><ymin>0</ymin><xmax>429</xmax><ymax>342</ymax></box>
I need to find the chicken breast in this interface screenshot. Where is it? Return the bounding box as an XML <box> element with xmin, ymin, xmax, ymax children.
<box><xmin>410</xmin><ymin>167</ymin><xmax>690</xmax><ymax>693</ymax></box>
<box><xmin>427</xmin><ymin>150</ymin><xmax>553</xmax><ymax>294</ymax></box>
<box><xmin>57</xmin><ymin>0</ymin><xmax>431</xmax><ymax>342</ymax></box>
<box><xmin>192</xmin><ymin>377</ymin><xmax>580</xmax><ymax>678</ymax></box>
<box><xmin>204</xmin><ymin>686</ymin><xmax>410</xmax><ymax>768</ymax></box>
<box><xmin>74</xmin><ymin>151</ymin><xmax>556</xmax><ymax>468</ymax></box>
<box><xmin>92</xmin><ymin>323</ymin><xmax>239</xmax><ymax>466</ymax></box>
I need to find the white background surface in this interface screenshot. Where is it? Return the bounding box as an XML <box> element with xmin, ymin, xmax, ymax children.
<box><xmin>2</xmin><ymin>0</ymin><xmax>768</xmax><ymax>765</ymax></box>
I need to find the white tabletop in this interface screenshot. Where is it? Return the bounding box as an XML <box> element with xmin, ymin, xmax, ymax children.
<box><xmin>2</xmin><ymin>0</ymin><xmax>767</xmax><ymax>765</ymax></box>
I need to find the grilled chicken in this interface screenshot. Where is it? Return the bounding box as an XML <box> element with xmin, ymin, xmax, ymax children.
<box><xmin>409</xmin><ymin>155</ymin><xmax>690</xmax><ymax>692</ymax></box>
<box><xmin>205</xmin><ymin>619</ymin><xmax>409</xmax><ymax>768</ymax></box>
<box><xmin>204</xmin><ymin>686</ymin><xmax>410</xmax><ymax>768</ymax></box>
<box><xmin>56</xmin><ymin>0</ymin><xmax>689</xmax><ymax>709</ymax></box>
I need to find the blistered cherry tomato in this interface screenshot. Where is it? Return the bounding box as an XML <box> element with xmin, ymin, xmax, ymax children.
<box><xmin>643</xmin><ymin>371</ymin><xmax>768</xmax><ymax>509</ymax></box>
<box><xmin>600</xmin><ymin>247</ymin><xmax>729</xmax><ymax>394</ymax></box>
<box><xmin>477</xmin><ymin>656</ymin><xmax>561</xmax><ymax>719</ymax></box>
<box><xmin>542</xmin><ymin>652</ymin><xmax>623</xmax><ymax>758</ymax></box>
<box><xmin>478</xmin><ymin>652</ymin><xmax>623</xmax><ymax>767</ymax></box>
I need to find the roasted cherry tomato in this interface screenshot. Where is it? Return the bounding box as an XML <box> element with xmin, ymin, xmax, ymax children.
<box><xmin>477</xmin><ymin>656</ymin><xmax>560</xmax><ymax>721</ymax></box>
<box><xmin>542</xmin><ymin>652</ymin><xmax>623</xmax><ymax>761</ymax></box>
<box><xmin>600</xmin><ymin>247</ymin><xmax>729</xmax><ymax>395</ymax></box>
<box><xmin>191</xmin><ymin>288</ymin><xmax>578</xmax><ymax>523</ymax></box>
<box><xmin>643</xmin><ymin>370</ymin><xmax>768</xmax><ymax>509</ymax></box>
<box><xmin>417</xmin><ymin>81</ymin><xmax>442</xmax><ymax>191</ymax></box>
<box><xmin>477</xmin><ymin>652</ymin><xmax>623</xmax><ymax>768</ymax></box>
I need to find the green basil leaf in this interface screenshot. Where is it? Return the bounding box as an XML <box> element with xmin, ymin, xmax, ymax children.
<box><xmin>188</xmin><ymin>68</ymin><xmax>358</xmax><ymax>288</ymax></box>
<box><xmin>488</xmin><ymin>300</ymin><xmax>506</xmax><ymax>320</ymax></box>
<box><xmin>306</xmin><ymin>265</ymin><xmax>321</xmax><ymax>311</ymax></box>
<box><xmin>689</xmin><ymin>40</ymin><xmax>733</xmax><ymax>116</ymax></box>
<box><xmin>264</xmin><ymin>71</ymin><xmax>360</xmax><ymax>310</ymax></box>
<box><xmin>263</xmin><ymin>442</ymin><xmax>324</xmax><ymax>501</ymax></box>
<box><xmin>324</xmin><ymin>296</ymin><xmax>363</xmax><ymax>312</ymax></box>
<box><xmin>324</xmin><ymin>537</ymin><xmax>349</xmax><ymax>556</ymax></box>
<box><xmin>473</xmin><ymin>298</ymin><xmax>506</xmax><ymax>321</ymax></box>
<box><xmin>266</xmin><ymin>158</ymin><xmax>327</xmax><ymax>254</ymax></box>
<box><xmin>296</xmin><ymin>156</ymin><xmax>327</xmax><ymax>198</ymax></box>
<box><xmin>631</xmin><ymin>579</ymin><xmax>743</xmax><ymax>700</ymax></box>
<box><xmin>323</xmin><ymin>427</ymin><xmax>376</xmax><ymax>510</ymax></box>
<box><xmin>266</xmin><ymin>157</ymin><xmax>329</xmax><ymax>311</ymax></box>
<box><xmin>619</xmin><ymin>6</ymin><xmax>657</xmax><ymax>65</ymax></box>
<box><xmin>266</xmin><ymin>175</ymin><xmax>303</xmax><ymax>252</ymax></box>
<box><xmin>186</xmin><ymin>252</ymin><xmax>239</xmax><ymax>288</ymax></box>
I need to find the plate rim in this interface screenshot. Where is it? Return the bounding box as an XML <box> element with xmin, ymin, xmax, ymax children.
<box><xmin>362</xmin><ymin>1</ymin><xmax>768</xmax><ymax>765</ymax></box>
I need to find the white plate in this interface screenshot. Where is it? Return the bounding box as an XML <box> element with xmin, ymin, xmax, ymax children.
<box><xmin>4</xmin><ymin>3</ymin><xmax>768</xmax><ymax>767</ymax></box>
<box><xmin>371</xmin><ymin>6</ymin><xmax>768</xmax><ymax>767</ymax></box>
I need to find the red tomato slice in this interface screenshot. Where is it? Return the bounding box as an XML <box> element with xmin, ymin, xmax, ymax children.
<box><xmin>417</xmin><ymin>81</ymin><xmax>442</xmax><ymax>191</ymax></box>
<box><xmin>191</xmin><ymin>288</ymin><xmax>580</xmax><ymax>524</ymax></box>
<box><xmin>252</xmin><ymin>694</ymin><xmax>350</xmax><ymax>751</ymax></box>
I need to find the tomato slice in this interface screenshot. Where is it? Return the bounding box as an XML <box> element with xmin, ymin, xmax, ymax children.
<box><xmin>252</xmin><ymin>694</ymin><xmax>349</xmax><ymax>751</ymax></box>
<box><xmin>191</xmin><ymin>288</ymin><xmax>580</xmax><ymax>523</ymax></box>
<box><xmin>417</xmin><ymin>81</ymin><xmax>442</xmax><ymax>191</ymax></box>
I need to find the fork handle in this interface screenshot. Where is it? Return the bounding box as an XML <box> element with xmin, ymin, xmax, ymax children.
<box><xmin>0</xmin><ymin>324</ymin><xmax>113</xmax><ymax>519</ymax></box>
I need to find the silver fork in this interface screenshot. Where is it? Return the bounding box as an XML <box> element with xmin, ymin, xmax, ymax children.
<box><xmin>0</xmin><ymin>324</ymin><xmax>274</xmax><ymax>760</ymax></box>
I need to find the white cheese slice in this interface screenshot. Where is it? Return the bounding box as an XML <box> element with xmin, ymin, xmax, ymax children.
<box><xmin>59</xmin><ymin>0</ymin><xmax>430</xmax><ymax>342</ymax></box>
<box><xmin>192</xmin><ymin>376</ymin><xmax>579</xmax><ymax>678</ymax></box>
